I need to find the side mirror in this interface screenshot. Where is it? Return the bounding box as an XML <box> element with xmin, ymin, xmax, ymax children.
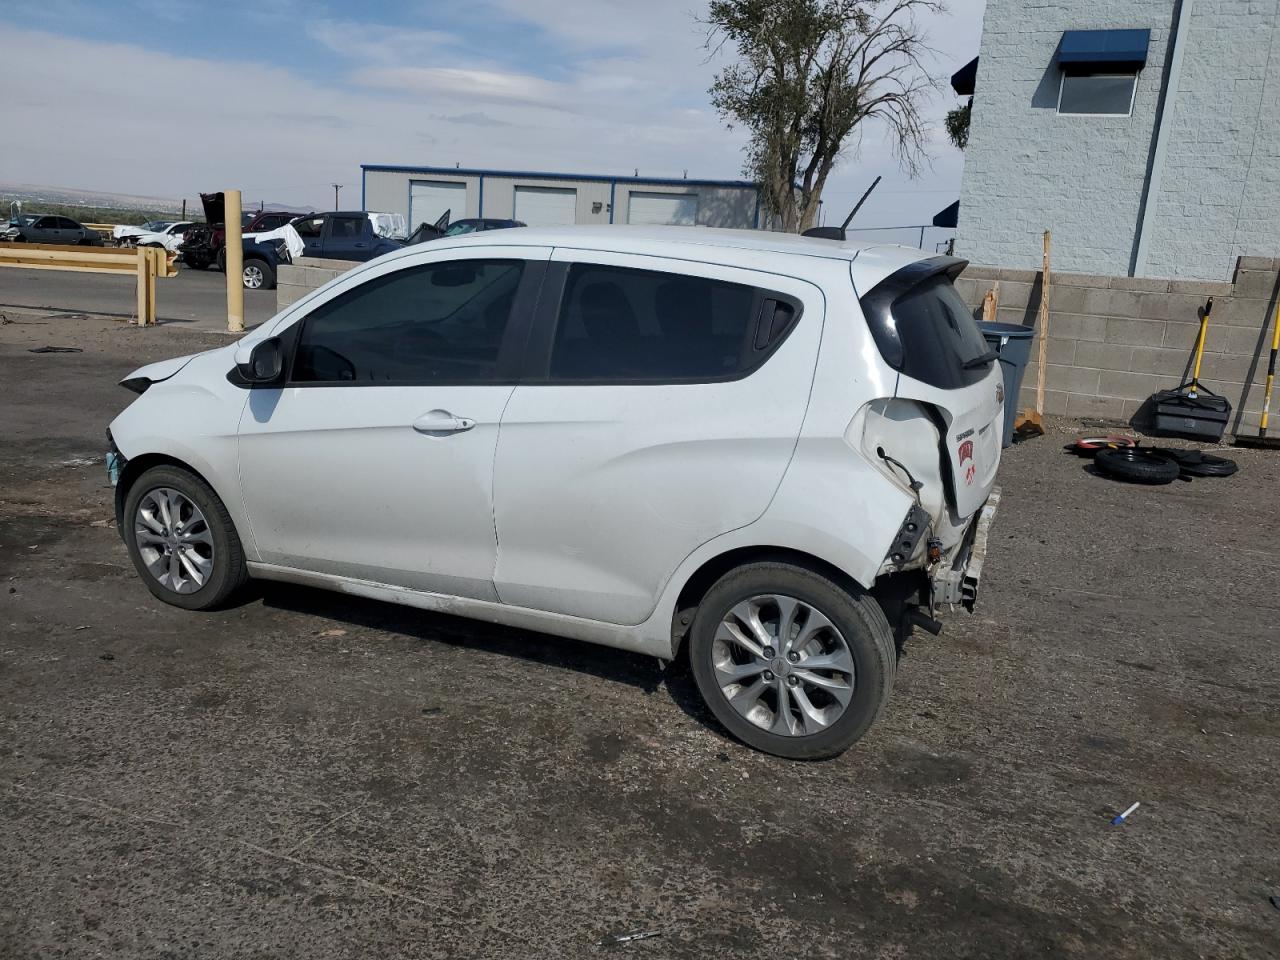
<box><xmin>235</xmin><ymin>337</ymin><xmax>284</xmax><ymax>383</ymax></box>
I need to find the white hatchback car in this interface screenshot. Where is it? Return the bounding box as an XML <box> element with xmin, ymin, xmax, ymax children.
<box><xmin>107</xmin><ymin>227</ymin><xmax>1004</xmax><ymax>759</ymax></box>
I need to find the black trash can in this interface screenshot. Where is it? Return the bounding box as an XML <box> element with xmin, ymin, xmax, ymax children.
<box><xmin>979</xmin><ymin>321</ymin><xmax>1036</xmax><ymax>448</ymax></box>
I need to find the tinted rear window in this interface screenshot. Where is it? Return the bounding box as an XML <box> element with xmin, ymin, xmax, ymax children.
<box><xmin>891</xmin><ymin>276</ymin><xmax>991</xmax><ymax>389</ymax></box>
<box><xmin>549</xmin><ymin>264</ymin><xmax>787</xmax><ymax>382</ymax></box>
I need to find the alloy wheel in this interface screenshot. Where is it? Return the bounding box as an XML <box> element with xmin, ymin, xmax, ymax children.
<box><xmin>712</xmin><ymin>594</ymin><xmax>856</xmax><ymax>736</ymax></box>
<box><xmin>243</xmin><ymin>264</ymin><xmax>264</xmax><ymax>289</ymax></box>
<box><xmin>134</xmin><ymin>487</ymin><xmax>214</xmax><ymax>594</ymax></box>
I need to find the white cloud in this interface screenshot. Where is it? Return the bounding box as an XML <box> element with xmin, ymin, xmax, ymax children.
<box><xmin>352</xmin><ymin>65</ymin><xmax>571</xmax><ymax>109</ymax></box>
<box><xmin>0</xmin><ymin>0</ymin><xmax>987</xmax><ymax>230</ymax></box>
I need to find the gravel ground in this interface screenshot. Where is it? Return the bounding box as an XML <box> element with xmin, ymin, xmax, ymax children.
<box><xmin>2</xmin><ymin>314</ymin><xmax>1278</xmax><ymax>959</ymax></box>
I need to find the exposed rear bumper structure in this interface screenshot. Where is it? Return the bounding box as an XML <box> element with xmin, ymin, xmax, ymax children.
<box><xmin>931</xmin><ymin>486</ymin><xmax>1001</xmax><ymax>610</ymax></box>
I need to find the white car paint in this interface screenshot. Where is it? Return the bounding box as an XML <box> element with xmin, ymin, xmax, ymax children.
<box><xmin>130</xmin><ymin>221</ymin><xmax>194</xmax><ymax>253</ymax></box>
<box><xmin>111</xmin><ymin>225</ymin><xmax>1003</xmax><ymax>661</ymax></box>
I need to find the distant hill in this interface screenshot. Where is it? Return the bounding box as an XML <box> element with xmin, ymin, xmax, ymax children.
<box><xmin>2</xmin><ymin>183</ymin><xmax>318</xmax><ymax>226</ymax></box>
<box><xmin>0</xmin><ymin>182</ymin><xmax>187</xmax><ymax>214</ymax></box>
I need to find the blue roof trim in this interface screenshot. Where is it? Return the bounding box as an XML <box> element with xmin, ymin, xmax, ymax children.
<box><xmin>1056</xmin><ymin>29</ymin><xmax>1151</xmax><ymax>67</ymax></box>
<box><xmin>361</xmin><ymin>163</ymin><xmax>758</xmax><ymax>190</ymax></box>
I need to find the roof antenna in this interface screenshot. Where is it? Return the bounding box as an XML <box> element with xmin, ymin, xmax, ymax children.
<box><xmin>683</xmin><ymin>169</ymin><xmax>688</xmax><ymax>179</ymax></box>
<box><xmin>803</xmin><ymin>175</ymin><xmax>882</xmax><ymax>241</ymax></box>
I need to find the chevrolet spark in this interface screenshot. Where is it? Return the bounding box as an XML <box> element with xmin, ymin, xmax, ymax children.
<box><xmin>108</xmin><ymin>226</ymin><xmax>1003</xmax><ymax>759</ymax></box>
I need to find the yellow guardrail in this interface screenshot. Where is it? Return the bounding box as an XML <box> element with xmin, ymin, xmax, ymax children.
<box><xmin>83</xmin><ymin>223</ymin><xmax>117</xmax><ymax>235</ymax></box>
<box><xmin>0</xmin><ymin>243</ymin><xmax>177</xmax><ymax>325</ymax></box>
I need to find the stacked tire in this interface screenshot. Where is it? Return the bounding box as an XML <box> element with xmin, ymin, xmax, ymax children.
<box><xmin>1092</xmin><ymin>445</ymin><xmax>1237</xmax><ymax>484</ymax></box>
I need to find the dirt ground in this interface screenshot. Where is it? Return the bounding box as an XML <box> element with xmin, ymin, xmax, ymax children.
<box><xmin>2</xmin><ymin>312</ymin><xmax>1278</xmax><ymax>959</ymax></box>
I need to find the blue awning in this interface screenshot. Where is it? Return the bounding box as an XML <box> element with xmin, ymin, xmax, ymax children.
<box><xmin>1056</xmin><ymin>29</ymin><xmax>1150</xmax><ymax>69</ymax></box>
<box><xmin>951</xmin><ymin>57</ymin><xmax>978</xmax><ymax>96</ymax></box>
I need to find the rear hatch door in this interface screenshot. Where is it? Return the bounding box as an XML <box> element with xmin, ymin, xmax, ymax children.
<box><xmin>858</xmin><ymin>257</ymin><xmax>1004</xmax><ymax>519</ymax></box>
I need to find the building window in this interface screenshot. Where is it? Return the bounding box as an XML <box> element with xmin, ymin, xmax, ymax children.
<box><xmin>1058</xmin><ymin>72</ymin><xmax>1138</xmax><ymax>116</ymax></box>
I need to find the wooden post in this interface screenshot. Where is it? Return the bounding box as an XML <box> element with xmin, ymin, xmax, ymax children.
<box><xmin>135</xmin><ymin>247</ymin><xmax>149</xmax><ymax>325</ymax></box>
<box><xmin>147</xmin><ymin>249</ymin><xmax>158</xmax><ymax>323</ymax></box>
<box><xmin>1014</xmin><ymin>231</ymin><xmax>1050</xmax><ymax>436</ymax></box>
<box><xmin>981</xmin><ymin>281</ymin><xmax>1000</xmax><ymax>322</ymax></box>
<box><xmin>1036</xmin><ymin>231</ymin><xmax>1051</xmax><ymax>416</ymax></box>
<box><xmin>226</xmin><ymin>189</ymin><xmax>244</xmax><ymax>333</ymax></box>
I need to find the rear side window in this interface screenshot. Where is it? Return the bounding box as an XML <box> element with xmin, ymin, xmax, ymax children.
<box><xmin>292</xmin><ymin>259</ymin><xmax>525</xmax><ymax>384</ymax></box>
<box><xmin>860</xmin><ymin>260</ymin><xmax>991</xmax><ymax>389</ymax></box>
<box><xmin>548</xmin><ymin>264</ymin><xmax>794</xmax><ymax>382</ymax></box>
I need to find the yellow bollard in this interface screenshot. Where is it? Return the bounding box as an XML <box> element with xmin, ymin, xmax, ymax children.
<box><xmin>226</xmin><ymin>189</ymin><xmax>244</xmax><ymax>333</ymax></box>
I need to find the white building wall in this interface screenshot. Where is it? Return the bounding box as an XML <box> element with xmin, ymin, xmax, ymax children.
<box><xmin>361</xmin><ymin>168</ymin><xmax>762</xmax><ymax>229</ymax></box>
<box><xmin>956</xmin><ymin>0</ymin><xmax>1280</xmax><ymax>280</ymax></box>
<box><xmin>955</xmin><ymin>0</ymin><xmax>1175</xmax><ymax>276</ymax></box>
<box><xmin>479</xmin><ymin>177</ymin><xmax>612</xmax><ymax>223</ymax></box>
<box><xmin>1142</xmin><ymin>0</ymin><xmax>1280</xmax><ymax>279</ymax></box>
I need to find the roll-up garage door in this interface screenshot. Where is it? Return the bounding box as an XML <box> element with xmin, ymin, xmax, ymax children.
<box><xmin>513</xmin><ymin>186</ymin><xmax>577</xmax><ymax>226</ymax></box>
<box><xmin>627</xmin><ymin>192</ymin><xmax>699</xmax><ymax>225</ymax></box>
<box><xmin>409</xmin><ymin>180</ymin><xmax>466</xmax><ymax>230</ymax></box>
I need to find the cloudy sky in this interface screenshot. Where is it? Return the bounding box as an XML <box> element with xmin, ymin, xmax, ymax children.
<box><xmin>1</xmin><ymin>0</ymin><xmax>985</xmax><ymax>244</ymax></box>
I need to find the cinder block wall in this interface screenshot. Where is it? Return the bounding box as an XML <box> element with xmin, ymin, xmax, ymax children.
<box><xmin>276</xmin><ymin>257</ymin><xmax>354</xmax><ymax>310</ymax></box>
<box><xmin>955</xmin><ymin>257</ymin><xmax>1280</xmax><ymax>431</ymax></box>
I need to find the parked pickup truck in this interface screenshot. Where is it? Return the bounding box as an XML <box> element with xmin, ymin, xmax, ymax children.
<box><xmin>290</xmin><ymin>211</ymin><xmax>405</xmax><ymax>262</ymax></box>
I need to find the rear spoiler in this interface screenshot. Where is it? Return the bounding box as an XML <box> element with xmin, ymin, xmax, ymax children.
<box><xmin>858</xmin><ymin>256</ymin><xmax>969</xmax><ymax>370</ymax></box>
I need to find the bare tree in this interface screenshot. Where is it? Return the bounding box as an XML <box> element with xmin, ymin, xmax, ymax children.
<box><xmin>705</xmin><ymin>0</ymin><xmax>942</xmax><ymax>232</ymax></box>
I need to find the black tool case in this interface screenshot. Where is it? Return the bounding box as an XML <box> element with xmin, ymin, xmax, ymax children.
<box><xmin>1149</xmin><ymin>383</ymin><xmax>1231</xmax><ymax>441</ymax></box>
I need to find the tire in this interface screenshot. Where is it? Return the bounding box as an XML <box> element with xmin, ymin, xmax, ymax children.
<box><xmin>186</xmin><ymin>258</ymin><xmax>209</xmax><ymax>270</ymax></box>
<box><xmin>216</xmin><ymin>247</ymin><xmax>227</xmax><ymax>272</ymax></box>
<box><xmin>1154</xmin><ymin>449</ymin><xmax>1239</xmax><ymax>477</ymax></box>
<box><xmin>122</xmin><ymin>465</ymin><xmax>249</xmax><ymax>611</ymax></box>
<box><xmin>242</xmin><ymin>258</ymin><xmax>275</xmax><ymax>290</ymax></box>
<box><xmin>689</xmin><ymin>561</ymin><xmax>896</xmax><ymax>760</ymax></box>
<box><xmin>1095</xmin><ymin>447</ymin><xmax>1180</xmax><ymax>484</ymax></box>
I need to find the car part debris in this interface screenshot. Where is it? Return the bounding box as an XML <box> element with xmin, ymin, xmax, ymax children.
<box><xmin>1111</xmin><ymin>801</ymin><xmax>1140</xmax><ymax>825</ymax></box>
<box><xmin>29</xmin><ymin>346</ymin><xmax>83</xmax><ymax>354</ymax></box>
<box><xmin>1094</xmin><ymin>448</ymin><xmax>1180</xmax><ymax>485</ymax></box>
<box><xmin>599</xmin><ymin>931</ymin><xmax>662</xmax><ymax>946</ymax></box>
<box><xmin>1070</xmin><ymin>435</ymin><xmax>1137</xmax><ymax>455</ymax></box>
<box><xmin>1150</xmin><ymin>448</ymin><xmax>1239</xmax><ymax>478</ymax></box>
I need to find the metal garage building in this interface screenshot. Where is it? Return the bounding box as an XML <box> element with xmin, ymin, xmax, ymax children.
<box><xmin>360</xmin><ymin>164</ymin><xmax>766</xmax><ymax>232</ymax></box>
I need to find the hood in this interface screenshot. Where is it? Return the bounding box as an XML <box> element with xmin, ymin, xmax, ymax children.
<box><xmin>120</xmin><ymin>351</ymin><xmax>203</xmax><ymax>389</ymax></box>
<box><xmin>199</xmin><ymin>192</ymin><xmax>225</xmax><ymax>226</ymax></box>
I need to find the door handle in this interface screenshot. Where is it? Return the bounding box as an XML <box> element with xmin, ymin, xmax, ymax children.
<box><xmin>413</xmin><ymin>411</ymin><xmax>476</xmax><ymax>435</ymax></box>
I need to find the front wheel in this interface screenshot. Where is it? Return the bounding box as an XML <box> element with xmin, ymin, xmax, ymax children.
<box><xmin>689</xmin><ymin>562</ymin><xmax>897</xmax><ymax>760</ymax></box>
<box><xmin>122</xmin><ymin>465</ymin><xmax>248</xmax><ymax>610</ymax></box>
<box><xmin>242</xmin><ymin>258</ymin><xmax>275</xmax><ymax>290</ymax></box>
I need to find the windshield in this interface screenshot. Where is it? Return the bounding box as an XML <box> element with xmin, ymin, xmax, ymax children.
<box><xmin>142</xmin><ymin>220</ymin><xmax>168</xmax><ymax>231</ymax></box>
<box><xmin>444</xmin><ymin>222</ymin><xmax>479</xmax><ymax>236</ymax></box>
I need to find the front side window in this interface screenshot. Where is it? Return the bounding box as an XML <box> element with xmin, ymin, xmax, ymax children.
<box><xmin>1058</xmin><ymin>72</ymin><xmax>1137</xmax><ymax>115</ymax></box>
<box><xmin>548</xmin><ymin>264</ymin><xmax>782</xmax><ymax>382</ymax></box>
<box><xmin>292</xmin><ymin>259</ymin><xmax>525</xmax><ymax>384</ymax></box>
<box><xmin>293</xmin><ymin>216</ymin><xmax>324</xmax><ymax>239</ymax></box>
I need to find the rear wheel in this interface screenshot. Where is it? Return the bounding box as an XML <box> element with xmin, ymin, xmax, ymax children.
<box><xmin>689</xmin><ymin>562</ymin><xmax>896</xmax><ymax>759</ymax></box>
<box><xmin>216</xmin><ymin>247</ymin><xmax>227</xmax><ymax>272</ymax></box>
<box><xmin>122</xmin><ymin>465</ymin><xmax>248</xmax><ymax>610</ymax></box>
